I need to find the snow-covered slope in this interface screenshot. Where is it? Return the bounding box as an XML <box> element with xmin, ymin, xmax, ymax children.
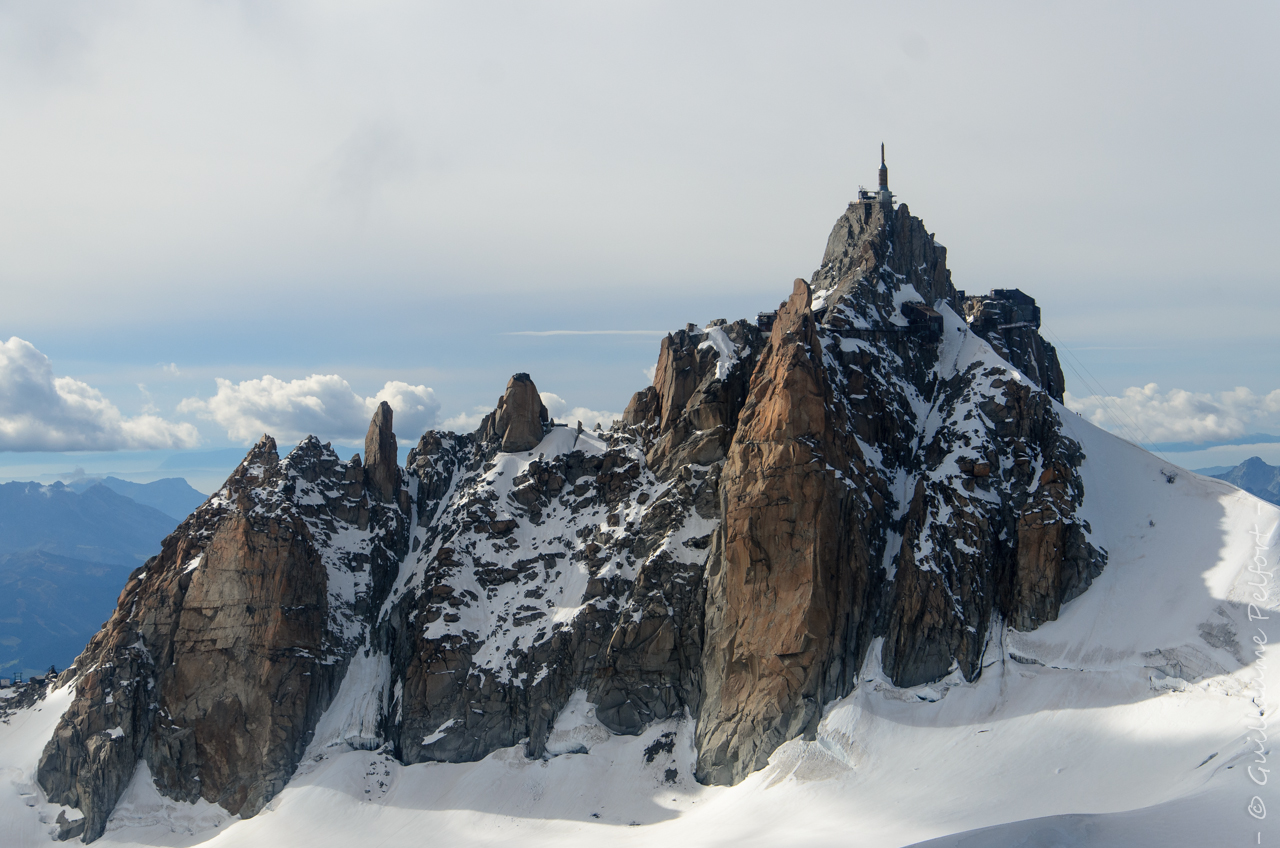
<box><xmin>1</xmin><ymin>410</ymin><xmax>1270</xmax><ymax>846</ymax></box>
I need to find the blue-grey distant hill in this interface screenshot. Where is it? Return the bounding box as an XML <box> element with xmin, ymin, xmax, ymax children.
<box><xmin>1200</xmin><ymin>456</ymin><xmax>1280</xmax><ymax>506</ymax></box>
<box><xmin>66</xmin><ymin>476</ymin><xmax>207</xmax><ymax>521</ymax></box>
<box><xmin>0</xmin><ymin>480</ymin><xmax>199</xmax><ymax>678</ymax></box>
<box><xmin>0</xmin><ymin>481</ymin><xmax>179</xmax><ymax>564</ymax></box>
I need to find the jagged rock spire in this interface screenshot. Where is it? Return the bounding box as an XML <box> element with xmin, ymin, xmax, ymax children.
<box><xmin>364</xmin><ymin>401</ymin><xmax>400</xmax><ymax>503</ymax></box>
<box><xmin>478</xmin><ymin>373</ymin><xmax>549</xmax><ymax>453</ymax></box>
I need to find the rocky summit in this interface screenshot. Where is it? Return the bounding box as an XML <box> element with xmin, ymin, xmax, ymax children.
<box><xmin>37</xmin><ymin>195</ymin><xmax>1104</xmax><ymax>841</ymax></box>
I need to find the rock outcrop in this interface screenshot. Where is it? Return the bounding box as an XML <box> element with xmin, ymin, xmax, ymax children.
<box><xmin>364</xmin><ymin>400</ymin><xmax>402</xmax><ymax>504</ymax></box>
<box><xmin>38</xmin><ymin>416</ymin><xmax>411</xmax><ymax>841</ymax></box>
<box><xmin>382</xmin><ymin>403</ymin><xmax>722</xmax><ymax>765</ymax></box>
<box><xmin>961</xmin><ymin>289</ymin><xmax>1066</xmax><ymax>402</ymax></box>
<box><xmin>478</xmin><ymin>373</ymin><xmax>549</xmax><ymax>452</ymax></box>
<box><xmin>696</xmin><ymin>279</ymin><xmax>878</xmax><ymax>784</ymax></box>
<box><xmin>623</xmin><ymin>320</ymin><xmax>766</xmax><ymax>477</ymax></box>
<box><xmin>149</xmin><ymin>506</ymin><xmax>337</xmax><ymax>817</ymax></box>
<box><xmin>37</xmin><ymin>190</ymin><xmax>1107</xmax><ymax>840</ymax></box>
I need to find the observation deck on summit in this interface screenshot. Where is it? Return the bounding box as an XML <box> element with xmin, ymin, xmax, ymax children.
<box><xmin>857</xmin><ymin>143</ymin><xmax>895</xmax><ymax>206</ymax></box>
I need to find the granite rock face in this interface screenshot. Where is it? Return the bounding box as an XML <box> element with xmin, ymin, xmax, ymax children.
<box><xmin>364</xmin><ymin>400</ymin><xmax>403</xmax><ymax>505</ymax></box>
<box><xmin>38</xmin><ymin>421</ymin><xmax>411</xmax><ymax>841</ymax></box>
<box><xmin>623</xmin><ymin>319</ymin><xmax>766</xmax><ymax>477</ymax></box>
<box><xmin>696</xmin><ymin>279</ymin><xmax>877</xmax><ymax>784</ymax></box>
<box><xmin>961</xmin><ymin>289</ymin><xmax>1066</xmax><ymax>403</ymax></box>
<box><xmin>37</xmin><ymin>195</ymin><xmax>1107</xmax><ymax>838</ymax></box>
<box><xmin>479</xmin><ymin>373</ymin><xmax>550</xmax><ymax>453</ymax></box>
<box><xmin>149</xmin><ymin>507</ymin><xmax>337</xmax><ymax>816</ymax></box>
<box><xmin>694</xmin><ymin>199</ymin><xmax>1104</xmax><ymax>783</ymax></box>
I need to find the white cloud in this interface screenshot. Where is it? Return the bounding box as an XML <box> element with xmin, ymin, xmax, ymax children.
<box><xmin>441</xmin><ymin>406</ymin><xmax>490</xmax><ymax>433</ymax></box>
<box><xmin>136</xmin><ymin>382</ymin><xmax>159</xmax><ymax>414</ymax></box>
<box><xmin>1065</xmin><ymin>383</ymin><xmax>1280</xmax><ymax>444</ymax></box>
<box><xmin>371</xmin><ymin>380</ymin><xmax>440</xmax><ymax>436</ymax></box>
<box><xmin>179</xmin><ymin>374</ymin><xmax>439</xmax><ymax>445</ymax></box>
<box><xmin>642</xmin><ymin>364</ymin><xmax>657</xmax><ymax>383</ymax></box>
<box><xmin>540</xmin><ymin>392</ymin><xmax>621</xmax><ymax>431</ymax></box>
<box><xmin>0</xmin><ymin>336</ymin><xmax>200</xmax><ymax>451</ymax></box>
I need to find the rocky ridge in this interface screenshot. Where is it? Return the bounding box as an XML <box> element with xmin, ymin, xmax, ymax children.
<box><xmin>697</xmin><ymin>198</ymin><xmax>1103</xmax><ymax>782</ymax></box>
<box><xmin>36</xmin><ymin>415</ymin><xmax>410</xmax><ymax>841</ymax></box>
<box><xmin>37</xmin><ymin>193</ymin><xmax>1105</xmax><ymax>840</ymax></box>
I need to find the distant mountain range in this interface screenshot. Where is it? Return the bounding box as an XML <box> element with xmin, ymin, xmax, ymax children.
<box><xmin>0</xmin><ymin>477</ymin><xmax>206</xmax><ymax>677</ymax></box>
<box><xmin>1200</xmin><ymin>456</ymin><xmax>1280</xmax><ymax>505</ymax></box>
<box><xmin>65</xmin><ymin>475</ymin><xmax>207</xmax><ymax>521</ymax></box>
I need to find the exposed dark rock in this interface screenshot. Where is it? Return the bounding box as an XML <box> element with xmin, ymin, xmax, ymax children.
<box><xmin>381</xmin><ymin>428</ymin><xmax>712</xmax><ymax>765</ymax></box>
<box><xmin>364</xmin><ymin>401</ymin><xmax>402</xmax><ymax>505</ymax></box>
<box><xmin>960</xmin><ymin>289</ymin><xmax>1066</xmax><ymax>402</ymax></box>
<box><xmin>147</xmin><ymin>507</ymin><xmax>338</xmax><ymax>816</ymax></box>
<box><xmin>38</xmin><ymin>435</ymin><xmax>410</xmax><ymax>841</ymax></box>
<box><xmin>54</xmin><ymin>808</ymin><xmax>86</xmax><ymax>841</ymax></box>
<box><xmin>0</xmin><ymin>674</ymin><xmax>54</xmax><ymax>721</ymax></box>
<box><xmin>478</xmin><ymin>374</ymin><xmax>550</xmax><ymax>453</ymax></box>
<box><xmin>622</xmin><ymin>319</ymin><xmax>765</xmax><ymax>477</ymax></box>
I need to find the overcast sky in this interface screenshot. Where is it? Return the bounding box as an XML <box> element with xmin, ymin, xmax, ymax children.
<box><xmin>1</xmin><ymin>1</ymin><xmax>1278</xmax><ymax>485</ymax></box>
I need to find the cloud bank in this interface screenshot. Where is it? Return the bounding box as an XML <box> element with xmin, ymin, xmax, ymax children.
<box><xmin>1065</xmin><ymin>383</ymin><xmax>1280</xmax><ymax>444</ymax></box>
<box><xmin>540</xmin><ymin>392</ymin><xmax>621</xmax><ymax>431</ymax></box>
<box><xmin>440</xmin><ymin>407</ymin><xmax>489</xmax><ymax>433</ymax></box>
<box><xmin>179</xmin><ymin>375</ymin><xmax>439</xmax><ymax>445</ymax></box>
<box><xmin>0</xmin><ymin>336</ymin><xmax>199</xmax><ymax>451</ymax></box>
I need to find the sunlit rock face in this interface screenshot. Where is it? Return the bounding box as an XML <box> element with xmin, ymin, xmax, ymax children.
<box><xmin>478</xmin><ymin>373</ymin><xmax>550</xmax><ymax>453</ymax></box>
<box><xmin>38</xmin><ymin>421</ymin><xmax>410</xmax><ymax>842</ymax></box>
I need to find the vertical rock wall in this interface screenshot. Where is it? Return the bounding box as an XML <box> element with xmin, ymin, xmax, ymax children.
<box><xmin>696</xmin><ymin>280</ymin><xmax>878</xmax><ymax>785</ymax></box>
<box><xmin>694</xmin><ymin>201</ymin><xmax>1105</xmax><ymax>783</ymax></box>
<box><xmin>39</xmin><ymin>408</ymin><xmax>412</xmax><ymax>842</ymax></box>
<box><xmin>478</xmin><ymin>373</ymin><xmax>550</xmax><ymax>453</ymax></box>
<box><xmin>147</xmin><ymin>510</ymin><xmax>337</xmax><ymax>816</ymax></box>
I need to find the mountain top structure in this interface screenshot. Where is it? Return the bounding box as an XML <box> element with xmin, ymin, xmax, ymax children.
<box><xmin>857</xmin><ymin>142</ymin><xmax>893</xmax><ymax>205</ymax></box>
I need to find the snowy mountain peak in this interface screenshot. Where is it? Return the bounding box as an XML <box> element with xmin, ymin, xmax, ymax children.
<box><xmin>20</xmin><ymin>198</ymin><xmax>1263</xmax><ymax>846</ymax></box>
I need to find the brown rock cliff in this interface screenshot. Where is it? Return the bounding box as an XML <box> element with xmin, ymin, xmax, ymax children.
<box><xmin>478</xmin><ymin>373</ymin><xmax>549</xmax><ymax>452</ymax></box>
<box><xmin>696</xmin><ymin>280</ymin><xmax>877</xmax><ymax>785</ymax></box>
<box><xmin>39</xmin><ymin>403</ymin><xmax>412</xmax><ymax>841</ymax></box>
<box><xmin>364</xmin><ymin>400</ymin><xmax>402</xmax><ymax>504</ymax></box>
